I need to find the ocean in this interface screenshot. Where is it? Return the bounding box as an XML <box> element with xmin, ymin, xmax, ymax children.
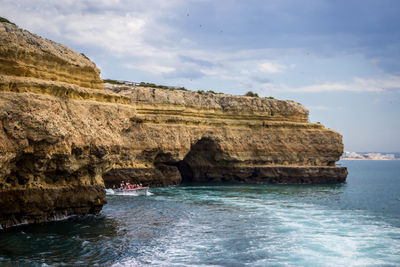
<box><xmin>1</xmin><ymin>160</ymin><xmax>400</xmax><ymax>266</ymax></box>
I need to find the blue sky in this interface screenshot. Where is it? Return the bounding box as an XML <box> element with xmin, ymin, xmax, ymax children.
<box><xmin>1</xmin><ymin>0</ymin><xmax>400</xmax><ymax>152</ymax></box>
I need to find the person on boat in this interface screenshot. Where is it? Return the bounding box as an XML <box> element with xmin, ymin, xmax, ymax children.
<box><xmin>121</xmin><ymin>181</ymin><xmax>125</xmax><ymax>190</ymax></box>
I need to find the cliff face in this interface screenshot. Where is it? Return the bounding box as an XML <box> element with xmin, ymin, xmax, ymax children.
<box><xmin>0</xmin><ymin>22</ymin><xmax>110</xmax><ymax>228</ymax></box>
<box><xmin>102</xmin><ymin>85</ymin><xmax>346</xmax><ymax>186</ymax></box>
<box><xmin>0</xmin><ymin>22</ymin><xmax>347</xmax><ymax>229</ymax></box>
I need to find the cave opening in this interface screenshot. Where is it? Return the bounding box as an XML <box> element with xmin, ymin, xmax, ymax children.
<box><xmin>177</xmin><ymin>137</ymin><xmax>223</xmax><ymax>184</ymax></box>
<box><xmin>101</xmin><ymin>138</ymin><xmax>225</xmax><ymax>187</ymax></box>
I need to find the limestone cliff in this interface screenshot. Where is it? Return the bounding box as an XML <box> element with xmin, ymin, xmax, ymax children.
<box><xmin>0</xmin><ymin>21</ymin><xmax>103</xmax><ymax>89</ymax></box>
<box><xmin>0</xmin><ymin>21</ymin><xmax>347</xmax><ymax>229</ymax></box>
<box><xmin>102</xmin><ymin>84</ymin><xmax>346</xmax><ymax>187</ymax></box>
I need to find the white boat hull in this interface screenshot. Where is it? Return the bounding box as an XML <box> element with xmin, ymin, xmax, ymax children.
<box><xmin>106</xmin><ymin>187</ymin><xmax>149</xmax><ymax>196</ymax></box>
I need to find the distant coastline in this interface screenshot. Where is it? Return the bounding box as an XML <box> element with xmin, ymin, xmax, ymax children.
<box><xmin>341</xmin><ymin>151</ymin><xmax>400</xmax><ymax>160</ymax></box>
<box><xmin>341</xmin><ymin>158</ymin><xmax>400</xmax><ymax>161</ymax></box>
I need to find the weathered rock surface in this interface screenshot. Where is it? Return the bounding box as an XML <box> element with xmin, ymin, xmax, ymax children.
<box><xmin>0</xmin><ymin>21</ymin><xmax>346</xmax><ymax>229</ymax></box>
<box><xmin>0</xmin><ymin>22</ymin><xmax>103</xmax><ymax>89</ymax></box>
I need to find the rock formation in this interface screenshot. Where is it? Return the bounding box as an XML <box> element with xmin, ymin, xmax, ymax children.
<box><xmin>0</xmin><ymin>21</ymin><xmax>347</xmax><ymax>229</ymax></box>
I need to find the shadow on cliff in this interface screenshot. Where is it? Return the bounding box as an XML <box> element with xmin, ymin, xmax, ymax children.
<box><xmin>103</xmin><ymin>149</ymin><xmax>183</xmax><ymax>187</ymax></box>
<box><xmin>178</xmin><ymin>137</ymin><xmax>233</xmax><ymax>184</ymax></box>
<box><xmin>102</xmin><ymin>137</ymin><xmax>229</xmax><ymax>187</ymax></box>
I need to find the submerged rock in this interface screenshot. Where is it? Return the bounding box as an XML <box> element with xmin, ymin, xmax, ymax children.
<box><xmin>0</xmin><ymin>21</ymin><xmax>346</xmax><ymax>229</ymax></box>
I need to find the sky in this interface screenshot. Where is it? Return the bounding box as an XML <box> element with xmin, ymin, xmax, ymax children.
<box><xmin>1</xmin><ymin>0</ymin><xmax>400</xmax><ymax>152</ymax></box>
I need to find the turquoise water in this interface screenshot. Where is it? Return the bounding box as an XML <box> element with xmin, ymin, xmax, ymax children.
<box><xmin>1</xmin><ymin>160</ymin><xmax>400</xmax><ymax>266</ymax></box>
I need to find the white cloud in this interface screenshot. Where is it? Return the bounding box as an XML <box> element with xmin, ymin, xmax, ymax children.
<box><xmin>256</xmin><ymin>76</ymin><xmax>400</xmax><ymax>93</ymax></box>
<box><xmin>294</xmin><ymin>76</ymin><xmax>400</xmax><ymax>92</ymax></box>
<box><xmin>3</xmin><ymin>0</ymin><xmax>400</xmax><ymax>95</ymax></box>
<box><xmin>258</xmin><ymin>62</ymin><xmax>286</xmax><ymax>73</ymax></box>
<box><xmin>62</xmin><ymin>13</ymin><xmax>148</xmax><ymax>53</ymax></box>
<box><xmin>1</xmin><ymin>0</ymin><xmax>180</xmax><ymax>57</ymax></box>
<box><xmin>124</xmin><ymin>63</ymin><xmax>175</xmax><ymax>74</ymax></box>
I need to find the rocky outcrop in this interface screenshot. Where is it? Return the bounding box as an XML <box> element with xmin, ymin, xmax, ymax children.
<box><xmin>0</xmin><ymin>21</ymin><xmax>103</xmax><ymax>89</ymax></box>
<box><xmin>0</xmin><ymin>21</ymin><xmax>346</xmax><ymax>229</ymax></box>
<box><xmin>0</xmin><ymin>21</ymin><xmax>110</xmax><ymax>228</ymax></box>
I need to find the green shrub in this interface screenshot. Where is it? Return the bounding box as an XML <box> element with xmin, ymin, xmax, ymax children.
<box><xmin>139</xmin><ymin>82</ymin><xmax>182</xmax><ymax>90</ymax></box>
<box><xmin>140</xmin><ymin>82</ymin><xmax>157</xmax><ymax>87</ymax></box>
<box><xmin>266</xmin><ymin>96</ymin><xmax>275</xmax><ymax>99</ymax></box>
<box><xmin>0</xmin><ymin>17</ymin><xmax>15</xmax><ymax>25</ymax></box>
<box><xmin>80</xmin><ymin>53</ymin><xmax>90</xmax><ymax>60</ymax></box>
<box><xmin>245</xmin><ymin>91</ymin><xmax>259</xmax><ymax>97</ymax></box>
<box><xmin>103</xmin><ymin>79</ymin><xmax>124</xmax><ymax>85</ymax></box>
<box><xmin>197</xmin><ymin>90</ymin><xmax>205</xmax><ymax>94</ymax></box>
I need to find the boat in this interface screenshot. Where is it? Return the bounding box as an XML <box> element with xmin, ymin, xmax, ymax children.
<box><xmin>107</xmin><ymin>187</ymin><xmax>150</xmax><ymax>196</ymax></box>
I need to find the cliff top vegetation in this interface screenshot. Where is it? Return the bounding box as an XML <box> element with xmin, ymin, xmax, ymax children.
<box><xmin>0</xmin><ymin>17</ymin><xmax>15</xmax><ymax>25</ymax></box>
<box><xmin>245</xmin><ymin>91</ymin><xmax>259</xmax><ymax>98</ymax></box>
<box><xmin>103</xmin><ymin>79</ymin><xmax>281</xmax><ymax>100</ymax></box>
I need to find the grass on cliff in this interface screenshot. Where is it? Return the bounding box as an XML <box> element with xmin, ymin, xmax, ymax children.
<box><xmin>245</xmin><ymin>91</ymin><xmax>277</xmax><ymax>100</ymax></box>
<box><xmin>104</xmin><ymin>79</ymin><xmax>279</xmax><ymax>100</ymax></box>
<box><xmin>139</xmin><ymin>82</ymin><xmax>188</xmax><ymax>91</ymax></box>
<box><xmin>197</xmin><ymin>89</ymin><xmax>224</xmax><ymax>95</ymax></box>
<box><xmin>103</xmin><ymin>79</ymin><xmax>125</xmax><ymax>85</ymax></box>
<box><xmin>0</xmin><ymin>17</ymin><xmax>15</xmax><ymax>25</ymax></box>
<box><xmin>245</xmin><ymin>91</ymin><xmax>259</xmax><ymax>97</ymax></box>
<box><xmin>103</xmin><ymin>79</ymin><xmax>188</xmax><ymax>90</ymax></box>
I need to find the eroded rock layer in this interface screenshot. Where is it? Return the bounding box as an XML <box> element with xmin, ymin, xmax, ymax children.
<box><xmin>0</xmin><ymin>21</ymin><xmax>346</xmax><ymax>229</ymax></box>
<box><xmin>0</xmin><ymin>22</ymin><xmax>103</xmax><ymax>89</ymax></box>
